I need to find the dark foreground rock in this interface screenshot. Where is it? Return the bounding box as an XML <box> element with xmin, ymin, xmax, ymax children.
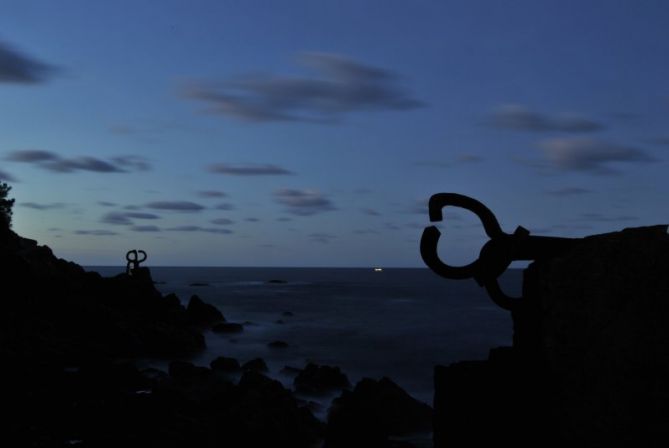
<box><xmin>294</xmin><ymin>362</ymin><xmax>351</xmax><ymax>395</ymax></box>
<box><xmin>325</xmin><ymin>377</ymin><xmax>433</xmax><ymax>447</ymax></box>
<box><xmin>4</xmin><ymin>359</ymin><xmax>323</xmax><ymax>447</ymax></box>
<box><xmin>210</xmin><ymin>356</ymin><xmax>241</xmax><ymax>372</ymax></box>
<box><xmin>212</xmin><ymin>322</ymin><xmax>244</xmax><ymax>333</ymax></box>
<box><xmin>434</xmin><ymin>225</ymin><xmax>669</xmax><ymax>447</ymax></box>
<box><xmin>242</xmin><ymin>357</ymin><xmax>269</xmax><ymax>373</ymax></box>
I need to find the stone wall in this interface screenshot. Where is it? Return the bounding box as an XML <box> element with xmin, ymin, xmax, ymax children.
<box><xmin>434</xmin><ymin>225</ymin><xmax>669</xmax><ymax>447</ymax></box>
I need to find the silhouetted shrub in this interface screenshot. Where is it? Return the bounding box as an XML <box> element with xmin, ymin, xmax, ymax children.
<box><xmin>0</xmin><ymin>182</ymin><xmax>15</xmax><ymax>228</ymax></box>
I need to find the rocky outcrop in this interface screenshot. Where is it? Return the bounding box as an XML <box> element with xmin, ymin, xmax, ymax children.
<box><xmin>294</xmin><ymin>363</ymin><xmax>351</xmax><ymax>395</ymax></box>
<box><xmin>210</xmin><ymin>356</ymin><xmax>241</xmax><ymax>372</ymax></box>
<box><xmin>242</xmin><ymin>357</ymin><xmax>269</xmax><ymax>373</ymax></box>
<box><xmin>185</xmin><ymin>294</ymin><xmax>225</xmax><ymax>325</ymax></box>
<box><xmin>325</xmin><ymin>377</ymin><xmax>433</xmax><ymax>447</ymax></box>
<box><xmin>0</xmin><ymin>228</ymin><xmax>211</xmax><ymax>362</ymax></box>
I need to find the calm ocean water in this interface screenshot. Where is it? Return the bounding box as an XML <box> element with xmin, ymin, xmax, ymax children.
<box><xmin>90</xmin><ymin>267</ymin><xmax>520</xmax><ymax>407</ymax></box>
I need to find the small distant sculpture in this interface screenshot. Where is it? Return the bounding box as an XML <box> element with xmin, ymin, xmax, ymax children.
<box><xmin>420</xmin><ymin>193</ymin><xmax>579</xmax><ymax>310</ymax></box>
<box><xmin>126</xmin><ymin>249</ymin><xmax>147</xmax><ymax>275</ymax></box>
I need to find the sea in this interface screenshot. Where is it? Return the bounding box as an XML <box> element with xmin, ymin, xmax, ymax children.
<box><xmin>89</xmin><ymin>267</ymin><xmax>519</xmax><ymax>413</ymax></box>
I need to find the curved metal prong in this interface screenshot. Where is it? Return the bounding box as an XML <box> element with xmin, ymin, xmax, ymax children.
<box><xmin>137</xmin><ymin>250</ymin><xmax>147</xmax><ymax>263</ymax></box>
<box><xmin>420</xmin><ymin>225</ymin><xmax>479</xmax><ymax>280</ymax></box>
<box><xmin>427</xmin><ymin>193</ymin><xmax>504</xmax><ymax>239</ymax></box>
<box><xmin>126</xmin><ymin>250</ymin><xmax>137</xmax><ymax>262</ymax></box>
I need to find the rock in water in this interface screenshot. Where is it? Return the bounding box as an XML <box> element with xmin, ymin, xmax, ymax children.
<box><xmin>186</xmin><ymin>294</ymin><xmax>225</xmax><ymax>325</ymax></box>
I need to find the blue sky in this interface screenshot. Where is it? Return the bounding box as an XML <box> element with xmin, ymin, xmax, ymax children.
<box><xmin>1</xmin><ymin>0</ymin><xmax>667</xmax><ymax>267</ymax></box>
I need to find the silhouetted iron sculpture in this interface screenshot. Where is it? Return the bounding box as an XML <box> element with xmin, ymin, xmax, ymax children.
<box><xmin>126</xmin><ymin>249</ymin><xmax>147</xmax><ymax>275</ymax></box>
<box><xmin>420</xmin><ymin>193</ymin><xmax>579</xmax><ymax>310</ymax></box>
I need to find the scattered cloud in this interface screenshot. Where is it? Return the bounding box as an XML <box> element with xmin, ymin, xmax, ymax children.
<box><xmin>245</xmin><ymin>217</ymin><xmax>260</xmax><ymax>222</ymax></box>
<box><xmin>145</xmin><ymin>201</ymin><xmax>205</xmax><ymax>212</ymax></box>
<box><xmin>131</xmin><ymin>225</ymin><xmax>161</xmax><ymax>232</ymax></box>
<box><xmin>197</xmin><ymin>190</ymin><xmax>228</xmax><ymax>198</ymax></box>
<box><xmin>489</xmin><ymin>104</ymin><xmax>603</xmax><ymax>132</ymax></box>
<box><xmin>545</xmin><ymin>187</ymin><xmax>593</xmax><ymax>196</ymax></box>
<box><xmin>20</xmin><ymin>202</ymin><xmax>66</xmax><ymax>210</ymax></box>
<box><xmin>208</xmin><ymin>163</ymin><xmax>293</xmax><ymax>175</ymax></box>
<box><xmin>165</xmin><ymin>225</ymin><xmax>232</xmax><ymax>234</ymax></box>
<box><xmin>183</xmin><ymin>52</ymin><xmax>423</xmax><ymax>123</ymax></box>
<box><xmin>274</xmin><ymin>188</ymin><xmax>336</xmax><ymax>215</ymax></box>
<box><xmin>276</xmin><ymin>217</ymin><xmax>292</xmax><ymax>222</ymax></box>
<box><xmin>539</xmin><ymin>138</ymin><xmax>657</xmax><ymax>174</ymax></box>
<box><xmin>125</xmin><ymin>212</ymin><xmax>160</xmax><ymax>220</ymax></box>
<box><xmin>362</xmin><ymin>208</ymin><xmax>381</xmax><ymax>216</ymax></box>
<box><xmin>0</xmin><ymin>41</ymin><xmax>55</xmax><ymax>84</ymax></box>
<box><xmin>75</xmin><ymin>229</ymin><xmax>118</xmax><ymax>236</ymax></box>
<box><xmin>166</xmin><ymin>225</ymin><xmax>201</xmax><ymax>231</ymax></box>
<box><xmin>309</xmin><ymin>232</ymin><xmax>337</xmax><ymax>244</ymax></box>
<box><xmin>98</xmin><ymin>201</ymin><xmax>118</xmax><ymax>207</ymax></box>
<box><xmin>0</xmin><ymin>169</ymin><xmax>18</xmax><ymax>182</ymax></box>
<box><xmin>102</xmin><ymin>211</ymin><xmax>161</xmax><ymax>225</ymax></box>
<box><xmin>101</xmin><ymin>212</ymin><xmax>133</xmax><ymax>225</ymax></box>
<box><xmin>211</xmin><ymin>218</ymin><xmax>234</xmax><ymax>225</ymax></box>
<box><xmin>111</xmin><ymin>155</ymin><xmax>151</xmax><ymax>171</ymax></box>
<box><xmin>214</xmin><ymin>203</ymin><xmax>235</xmax><ymax>211</ymax></box>
<box><xmin>5</xmin><ymin>150</ymin><xmax>149</xmax><ymax>174</ymax></box>
<box><xmin>53</xmin><ymin>157</ymin><xmax>123</xmax><ymax>173</ymax></box>
<box><xmin>5</xmin><ymin>149</ymin><xmax>58</xmax><ymax>162</ymax></box>
<box><xmin>39</xmin><ymin>157</ymin><xmax>123</xmax><ymax>173</ymax></box>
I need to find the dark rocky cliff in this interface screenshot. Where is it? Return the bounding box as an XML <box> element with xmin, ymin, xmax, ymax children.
<box><xmin>0</xmin><ymin>226</ymin><xmax>207</xmax><ymax>363</ymax></box>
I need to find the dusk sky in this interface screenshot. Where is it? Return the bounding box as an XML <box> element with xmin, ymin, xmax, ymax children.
<box><xmin>1</xmin><ymin>0</ymin><xmax>667</xmax><ymax>267</ymax></box>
